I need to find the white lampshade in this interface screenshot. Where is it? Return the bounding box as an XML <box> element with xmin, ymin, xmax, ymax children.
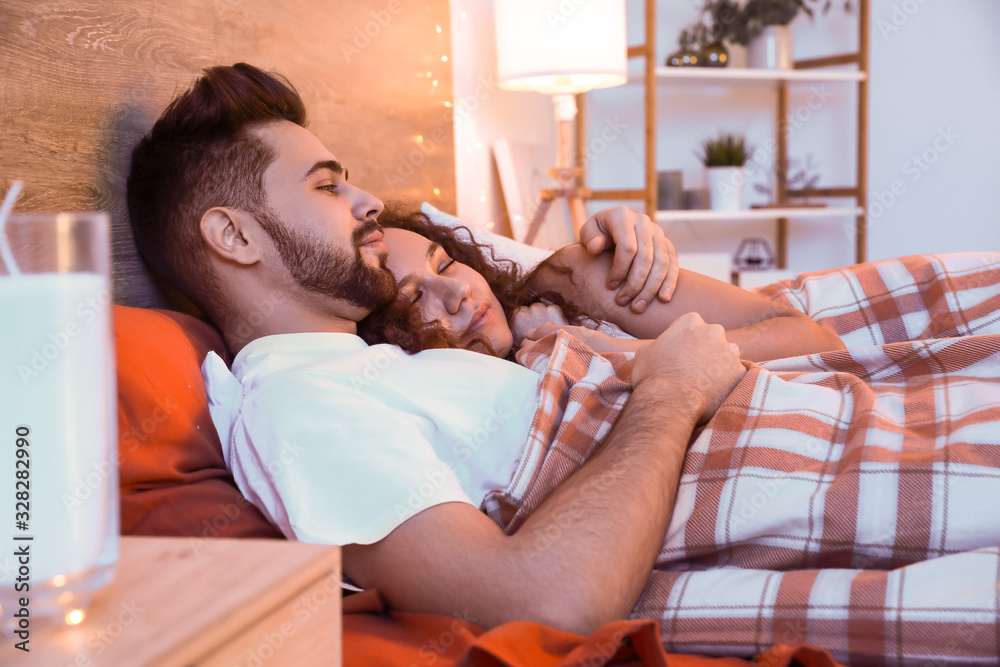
<box><xmin>494</xmin><ymin>0</ymin><xmax>627</xmax><ymax>95</ymax></box>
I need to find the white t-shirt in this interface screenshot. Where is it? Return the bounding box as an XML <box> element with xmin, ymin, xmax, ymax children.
<box><xmin>201</xmin><ymin>332</ymin><xmax>541</xmax><ymax>546</ymax></box>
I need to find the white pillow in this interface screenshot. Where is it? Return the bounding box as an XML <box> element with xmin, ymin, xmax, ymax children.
<box><xmin>420</xmin><ymin>202</ymin><xmax>553</xmax><ymax>273</ymax></box>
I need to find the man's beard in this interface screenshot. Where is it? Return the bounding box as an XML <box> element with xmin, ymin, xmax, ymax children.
<box><xmin>256</xmin><ymin>209</ymin><xmax>397</xmax><ymax>311</ymax></box>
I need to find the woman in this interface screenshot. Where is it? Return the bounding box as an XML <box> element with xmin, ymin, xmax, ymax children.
<box><xmin>359</xmin><ymin>209</ymin><xmax>845</xmax><ymax>362</ymax></box>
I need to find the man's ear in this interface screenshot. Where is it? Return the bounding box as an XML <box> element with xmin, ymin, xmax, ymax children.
<box><xmin>200</xmin><ymin>207</ymin><xmax>262</xmax><ymax>266</ymax></box>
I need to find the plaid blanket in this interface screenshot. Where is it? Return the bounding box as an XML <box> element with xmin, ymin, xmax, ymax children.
<box><xmin>482</xmin><ymin>253</ymin><xmax>1000</xmax><ymax>666</ymax></box>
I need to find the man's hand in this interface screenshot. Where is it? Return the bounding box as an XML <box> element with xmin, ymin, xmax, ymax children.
<box><xmin>632</xmin><ymin>312</ymin><xmax>746</xmax><ymax>423</ymax></box>
<box><xmin>509</xmin><ymin>303</ymin><xmax>569</xmax><ymax>347</ymax></box>
<box><xmin>577</xmin><ymin>206</ymin><xmax>679</xmax><ymax>313</ymax></box>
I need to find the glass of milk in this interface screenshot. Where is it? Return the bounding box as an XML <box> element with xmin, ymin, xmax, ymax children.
<box><xmin>0</xmin><ymin>212</ymin><xmax>118</xmax><ymax>635</ymax></box>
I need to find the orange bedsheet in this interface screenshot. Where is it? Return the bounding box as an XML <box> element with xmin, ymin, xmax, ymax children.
<box><xmin>343</xmin><ymin>591</ymin><xmax>843</xmax><ymax>667</ymax></box>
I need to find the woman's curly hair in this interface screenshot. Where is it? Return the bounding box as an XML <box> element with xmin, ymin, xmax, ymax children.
<box><xmin>357</xmin><ymin>206</ymin><xmax>582</xmax><ymax>357</ymax></box>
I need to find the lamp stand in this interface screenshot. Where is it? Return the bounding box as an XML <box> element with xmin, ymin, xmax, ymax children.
<box><xmin>523</xmin><ymin>93</ymin><xmax>592</xmax><ymax>246</ymax></box>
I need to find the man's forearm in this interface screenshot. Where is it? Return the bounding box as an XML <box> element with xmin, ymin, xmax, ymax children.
<box><xmin>503</xmin><ymin>377</ymin><xmax>697</xmax><ymax>634</ymax></box>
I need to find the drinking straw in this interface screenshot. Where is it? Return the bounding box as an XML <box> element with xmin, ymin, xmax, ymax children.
<box><xmin>0</xmin><ymin>180</ymin><xmax>24</xmax><ymax>276</ymax></box>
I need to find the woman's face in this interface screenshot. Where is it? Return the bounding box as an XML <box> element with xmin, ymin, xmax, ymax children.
<box><xmin>383</xmin><ymin>228</ymin><xmax>514</xmax><ymax>356</ymax></box>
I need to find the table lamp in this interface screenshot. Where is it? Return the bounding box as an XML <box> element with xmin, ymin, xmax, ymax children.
<box><xmin>494</xmin><ymin>0</ymin><xmax>627</xmax><ymax>245</ymax></box>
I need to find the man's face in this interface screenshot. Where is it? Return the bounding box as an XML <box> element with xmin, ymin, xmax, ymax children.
<box><xmin>251</xmin><ymin>120</ymin><xmax>396</xmax><ymax>315</ymax></box>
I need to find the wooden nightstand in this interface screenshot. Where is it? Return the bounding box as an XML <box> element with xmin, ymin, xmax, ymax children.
<box><xmin>5</xmin><ymin>536</ymin><xmax>341</xmax><ymax>666</ymax></box>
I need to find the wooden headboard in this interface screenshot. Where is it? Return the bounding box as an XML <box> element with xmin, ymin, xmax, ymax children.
<box><xmin>0</xmin><ymin>0</ymin><xmax>455</xmax><ymax>308</ymax></box>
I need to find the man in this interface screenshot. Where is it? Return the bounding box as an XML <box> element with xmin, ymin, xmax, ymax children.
<box><xmin>127</xmin><ymin>63</ymin><xmax>746</xmax><ymax>633</ymax></box>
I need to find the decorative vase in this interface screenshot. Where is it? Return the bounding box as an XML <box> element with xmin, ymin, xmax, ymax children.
<box><xmin>747</xmin><ymin>25</ymin><xmax>793</xmax><ymax>69</ymax></box>
<box><xmin>665</xmin><ymin>47</ymin><xmax>700</xmax><ymax>67</ymax></box>
<box><xmin>706</xmin><ymin>166</ymin><xmax>745</xmax><ymax>211</ymax></box>
<box><xmin>699</xmin><ymin>42</ymin><xmax>729</xmax><ymax>68</ymax></box>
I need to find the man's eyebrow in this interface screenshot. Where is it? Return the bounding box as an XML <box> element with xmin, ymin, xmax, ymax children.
<box><xmin>303</xmin><ymin>160</ymin><xmax>347</xmax><ymax>181</ymax></box>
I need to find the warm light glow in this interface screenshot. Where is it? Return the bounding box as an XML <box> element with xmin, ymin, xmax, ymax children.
<box><xmin>441</xmin><ymin>55</ymin><xmax>448</xmax><ymax>62</ymax></box>
<box><xmin>415</xmin><ymin>135</ymin><xmax>424</xmax><ymax>144</ymax></box>
<box><xmin>66</xmin><ymin>609</ymin><xmax>84</xmax><ymax>625</ymax></box>
<box><xmin>494</xmin><ymin>0</ymin><xmax>627</xmax><ymax>94</ymax></box>
<box><xmin>435</xmin><ymin>24</ymin><xmax>442</xmax><ymax>33</ymax></box>
<box><xmin>433</xmin><ymin>188</ymin><xmax>441</xmax><ymax>196</ymax></box>
<box><xmin>479</xmin><ymin>195</ymin><xmax>486</xmax><ymax>202</ymax></box>
<box><xmin>514</xmin><ymin>214</ymin><xmax>522</xmax><ymax>221</ymax></box>
<box><xmin>52</xmin><ymin>575</ymin><xmax>67</xmax><ymax>587</ymax></box>
<box><xmin>444</xmin><ymin>101</ymin><xmax>453</xmax><ymax>108</ymax></box>
<box><xmin>426</xmin><ymin>71</ymin><xmax>432</xmax><ymax>78</ymax></box>
<box><xmin>432</xmin><ymin>80</ymin><xmax>438</xmax><ymax>87</ymax></box>
<box><xmin>486</xmin><ymin>221</ymin><xmax>495</xmax><ymax>229</ymax></box>
<box><xmin>460</xmin><ymin>11</ymin><xmax>467</xmax><ymax>20</ymax></box>
<box><xmin>475</xmin><ymin>143</ymin><xmax>483</xmax><ymax>151</ymax></box>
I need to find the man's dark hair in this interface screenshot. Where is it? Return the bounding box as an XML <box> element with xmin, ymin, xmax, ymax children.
<box><xmin>126</xmin><ymin>62</ymin><xmax>307</xmax><ymax>318</ymax></box>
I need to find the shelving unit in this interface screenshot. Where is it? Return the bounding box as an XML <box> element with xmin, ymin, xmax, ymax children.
<box><xmin>575</xmin><ymin>0</ymin><xmax>870</xmax><ymax>268</ymax></box>
<box><xmin>651</xmin><ymin>67</ymin><xmax>866</xmax><ymax>83</ymax></box>
<box><xmin>655</xmin><ymin>206</ymin><xmax>863</xmax><ymax>223</ymax></box>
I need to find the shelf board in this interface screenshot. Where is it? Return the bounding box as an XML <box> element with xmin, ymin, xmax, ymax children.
<box><xmin>655</xmin><ymin>206</ymin><xmax>863</xmax><ymax>223</ymax></box>
<box><xmin>642</xmin><ymin>67</ymin><xmax>866</xmax><ymax>84</ymax></box>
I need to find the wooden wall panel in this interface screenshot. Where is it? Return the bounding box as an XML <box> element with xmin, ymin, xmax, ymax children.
<box><xmin>0</xmin><ymin>0</ymin><xmax>455</xmax><ymax>307</ymax></box>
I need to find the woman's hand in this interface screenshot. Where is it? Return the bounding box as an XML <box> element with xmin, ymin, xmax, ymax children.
<box><xmin>510</xmin><ymin>303</ymin><xmax>570</xmax><ymax>347</ymax></box>
<box><xmin>521</xmin><ymin>323</ymin><xmax>643</xmax><ymax>355</ymax></box>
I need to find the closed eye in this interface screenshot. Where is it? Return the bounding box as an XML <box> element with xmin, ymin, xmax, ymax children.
<box><xmin>431</xmin><ymin>247</ymin><xmax>456</xmax><ymax>274</ymax></box>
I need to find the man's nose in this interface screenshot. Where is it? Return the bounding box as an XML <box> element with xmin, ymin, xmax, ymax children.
<box><xmin>350</xmin><ymin>184</ymin><xmax>384</xmax><ymax>221</ymax></box>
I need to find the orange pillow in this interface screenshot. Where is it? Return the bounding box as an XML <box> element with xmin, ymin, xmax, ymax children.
<box><xmin>114</xmin><ymin>305</ymin><xmax>283</xmax><ymax>539</ymax></box>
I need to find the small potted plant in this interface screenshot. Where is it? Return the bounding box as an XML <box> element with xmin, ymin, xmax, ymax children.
<box><xmin>698</xmin><ymin>133</ymin><xmax>751</xmax><ymax>212</ymax></box>
<box><xmin>689</xmin><ymin>0</ymin><xmax>854</xmax><ymax>70</ymax></box>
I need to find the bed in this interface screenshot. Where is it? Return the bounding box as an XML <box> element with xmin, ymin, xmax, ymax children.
<box><xmin>115</xmin><ymin>227</ymin><xmax>1000</xmax><ymax>665</ymax></box>
<box><xmin>114</xmin><ymin>287</ymin><xmax>844</xmax><ymax>667</ymax></box>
